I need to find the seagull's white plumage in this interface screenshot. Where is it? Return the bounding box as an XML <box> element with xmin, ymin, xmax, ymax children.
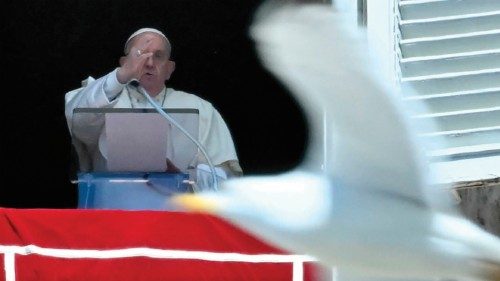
<box><xmin>172</xmin><ymin>2</ymin><xmax>500</xmax><ymax>280</ymax></box>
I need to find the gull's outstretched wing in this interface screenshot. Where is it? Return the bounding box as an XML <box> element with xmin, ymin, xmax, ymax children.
<box><xmin>249</xmin><ymin>2</ymin><xmax>450</xmax><ymax>211</ymax></box>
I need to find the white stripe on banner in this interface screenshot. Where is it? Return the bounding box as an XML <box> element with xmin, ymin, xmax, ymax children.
<box><xmin>0</xmin><ymin>245</ymin><xmax>317</xmax><ymax>281</ymax></box>
<box><xmin>293</xmin><ymin>261</ymin><xmax>304</xmax><ymax>281</ymax></box>
<box><xmin>3</xmin><ymin>247</ymin><xmax>16</xmax><ymax>281</ymax></box>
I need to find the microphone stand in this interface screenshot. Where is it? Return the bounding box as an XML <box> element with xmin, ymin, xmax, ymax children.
<box><xmin>130</xmin><ymin>81</ymin><xmax>219</xmax><ymax>191</ymax></box>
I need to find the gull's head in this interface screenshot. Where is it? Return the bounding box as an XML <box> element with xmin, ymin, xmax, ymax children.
<box><xmin>172</xmin><ymin>171</ymin><xmax>333</xmax><ymax>231</ymax></box>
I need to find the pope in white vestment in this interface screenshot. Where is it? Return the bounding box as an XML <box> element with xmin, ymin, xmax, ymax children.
<box><xmin>64</xmin><ymin>28</ymin><xmax>242</xmax><ymax>177</ymax></box>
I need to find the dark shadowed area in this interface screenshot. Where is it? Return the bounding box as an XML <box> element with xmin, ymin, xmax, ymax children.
<box><xmin>1</xmin><ymin>0</ymin><xmax>307</xmax><ymax>208</ymax></box>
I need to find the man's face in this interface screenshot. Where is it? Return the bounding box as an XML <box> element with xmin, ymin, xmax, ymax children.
<box><xmin>129</xmin><ymin>33</ymin><xmax>175</xmax><ymax>89</ymax></box>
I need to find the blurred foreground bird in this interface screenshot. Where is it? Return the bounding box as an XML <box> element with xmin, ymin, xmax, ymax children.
<box><xmin>172</xmin><ymin>2</ymin><xmax>500</xmax><ymax>280</ymax></box>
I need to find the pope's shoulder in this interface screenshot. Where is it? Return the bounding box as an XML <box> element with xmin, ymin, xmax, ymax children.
<box><xmin>166</xmin><ymin>88</ymin><xmax>215</xmax><ymax>110</ymax></box>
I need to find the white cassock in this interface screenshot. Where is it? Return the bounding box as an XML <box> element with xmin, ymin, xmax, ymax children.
<box><xmin>65</xmin><ymin>69</ymin><xmax>240</xmax><ymax>174</ymax></box>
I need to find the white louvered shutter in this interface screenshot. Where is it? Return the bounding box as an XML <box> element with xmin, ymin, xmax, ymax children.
<box><xmin>394</xmin><ymin>0</ymin><xmax>500</xmax><ymax>183</ymax></box>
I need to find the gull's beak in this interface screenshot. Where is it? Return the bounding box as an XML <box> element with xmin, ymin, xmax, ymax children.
<box><xmin>170</xmin><ymin>194</ymin><xmax>220</xmax><ymax>213</ymax></box>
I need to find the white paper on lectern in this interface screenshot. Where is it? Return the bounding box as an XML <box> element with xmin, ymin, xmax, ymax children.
<box><xmin>105</xmin><ymin>113</ymin><xmax>170</xmax><ymax>172</ymax></box>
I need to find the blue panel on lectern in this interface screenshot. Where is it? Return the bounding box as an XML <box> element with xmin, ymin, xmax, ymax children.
<box><xmin>78</xmin><ymin>172</ymin><xmax>190</xmax><ymax>210</ymax></box>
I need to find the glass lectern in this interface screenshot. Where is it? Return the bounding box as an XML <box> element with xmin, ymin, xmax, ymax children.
<box><xmin>68</xmin><ymin>108</ymin><xmax>214</xmax><ymax>210</ymax></box>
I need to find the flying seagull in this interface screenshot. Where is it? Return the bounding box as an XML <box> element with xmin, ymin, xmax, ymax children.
<box><xmin>172</xmin><ymin>2</ymin><xmax>500</xmax><ymax>280</ymax></box>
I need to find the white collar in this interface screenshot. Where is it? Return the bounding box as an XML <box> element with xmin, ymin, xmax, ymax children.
<box><xmin>127</xmin><ymin>86</ymin><xmax>168</xmax><ymax>107</ymax></box>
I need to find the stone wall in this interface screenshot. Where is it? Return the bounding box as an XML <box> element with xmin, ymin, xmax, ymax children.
<box><xmin>454</xmin><ymin>178</ymin><xmax>500</xmax><ymax>237</ymax></box>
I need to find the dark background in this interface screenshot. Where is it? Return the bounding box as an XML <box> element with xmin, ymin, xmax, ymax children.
<box><xmin>1</xmin><ymin>0</ymin><xmax>307</xmax><ymax>208</ymax></box>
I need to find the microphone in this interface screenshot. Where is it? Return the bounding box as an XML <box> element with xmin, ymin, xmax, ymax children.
<box><xmin>129</xmin><ymin>80</ymin><xmax>219</xmax><ymax>191</ymax></box>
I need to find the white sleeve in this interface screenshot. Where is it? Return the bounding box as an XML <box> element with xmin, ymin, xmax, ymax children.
<box><xmin>104</xmin><ymin>68</ymin><xmax>127</xmax><ymax>101</ymax></box>
<box><xmin>198</xmin><ymin>104</ymin><xmax>239</xmax><ymax>166</ymax></box>
<box><xmin>64</xmin><ymin>70</ymin><xmax>124</xmax><ymax>146</ymax></box>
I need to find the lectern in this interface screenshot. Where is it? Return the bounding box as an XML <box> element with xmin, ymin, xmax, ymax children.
<box><xmin>77</xmin><ymin>172</ymin><xmax>190</xmax><ymax>210</ymax></box>
<box><xmin>69</xmin><ymin>108</ymin><xmax>201</xmax><ymax>210</ymax></box>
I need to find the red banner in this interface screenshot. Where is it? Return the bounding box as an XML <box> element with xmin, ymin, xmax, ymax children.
<box><xmin>0</xmin><ymin>208</ymin><xmax>327</xmax><ymax>281</ymax></box>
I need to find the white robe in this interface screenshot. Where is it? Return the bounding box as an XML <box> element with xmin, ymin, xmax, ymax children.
<box><xmin>65</xmin><ymin>71</ymin><xmax>240</xmax><ymax>174</ymax></box>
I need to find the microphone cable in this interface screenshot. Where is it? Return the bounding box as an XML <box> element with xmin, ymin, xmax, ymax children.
<box><xmin>129</xmin><ymin>80</ymin><xmax>219</xmax><ymax>191</ymax></box>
